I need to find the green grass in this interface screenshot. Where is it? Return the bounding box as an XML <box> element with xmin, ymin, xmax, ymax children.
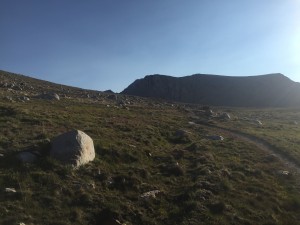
<box><xmin>0</xmin><ymin>94</ymin><xmax>300</xmax><ymax>224</ymax></box>
<box><xmin>213</xmin><ymin>107</ymin><xmax>300</xmax><ymax>165</ymax></box>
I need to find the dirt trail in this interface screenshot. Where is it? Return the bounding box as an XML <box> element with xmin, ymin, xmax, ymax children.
<box><xmin>199</xmin><ymin>123</ymin><xmax>300</xmax><ymax>174</ymax></box>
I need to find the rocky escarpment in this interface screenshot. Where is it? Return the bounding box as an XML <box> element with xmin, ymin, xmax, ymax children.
<box><xmin>122</xmin><ymin>73</ymin><xmax>300</xmax><ymax>107</ymax></box>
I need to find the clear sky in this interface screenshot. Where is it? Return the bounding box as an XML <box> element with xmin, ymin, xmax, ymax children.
<box><xmin>1</xmin><ymin>0</ymin><xmax>299</xmax><ymax>92</ymax></box>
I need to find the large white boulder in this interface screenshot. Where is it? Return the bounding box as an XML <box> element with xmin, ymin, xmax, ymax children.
<box><xmin>50</xmin><ymin>130</ymin><xmax>95</xmax><ymax>167</ymax></box>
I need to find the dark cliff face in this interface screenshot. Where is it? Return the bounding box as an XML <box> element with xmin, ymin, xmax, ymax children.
<box><xmin>122</xmin><ymin>73</ymin><xmax>300</xmax><ymax>107</ymax></box>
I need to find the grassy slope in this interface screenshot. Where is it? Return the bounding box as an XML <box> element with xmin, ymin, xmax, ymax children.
<box><xmin>215</xmin><ymin>108</ymin><xmax>300</xmax><ymax>165</ymax></box>
<box><xmin>0</xmin><ymin>71</ymin><xmax>300</xmax><ymax>225</ymax></box>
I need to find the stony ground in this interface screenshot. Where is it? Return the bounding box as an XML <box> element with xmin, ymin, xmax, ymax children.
<box><xmin>0</xmin><ymin>70</ymin><xmax>300</xmax><ymax>225</ymax></box>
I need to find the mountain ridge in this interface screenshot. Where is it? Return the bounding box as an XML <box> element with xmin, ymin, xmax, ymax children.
<box><xmin>122</xmin><ymin>73</ymin><xmax>300</xmax><ymax>107</ymax></box>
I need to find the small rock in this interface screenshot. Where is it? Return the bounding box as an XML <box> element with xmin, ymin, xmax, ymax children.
<box><xmin>207</xmin><ymin>135</ymin><xmax>224</xmax><ymax>141</ymax></box>
<box><xmin>256</xmin><ymin>120</ymin><xmax>263</xmax><ymax>126</ymax></box>
<box><xmin>38</xmin><ymin>92</ymin><xmax>60</xmax><ymax>100</ymax></box>
<box><xmin>205</xmin><ymin>109</ymin><xmax>214</xmax><ymax>116</ymax></box>
<box><xmin>107</xmin><ymin>176</ymin><xmax>114</xmax><ymax>185</ymax></box>
<box><xmin>175</xmin><ymin>129</ymin><xmax>191</xmax><ymax>138</ymax></box>
<box><xmin>53</xmin><ymin>93</ymin><xmax>60</xmax><ymax>100</ymax></box>
<box><xmin>128</xmin><ymin>144</ymin><xmax>136</xmax><ymax>148</ymax></box>
<box><xmin>20</xmin><ymin>96</ymin><xmax>30</xmax><ymax>101</ymax></box>
<box><xmin>279</xmin><ymin>170</ymin><xmax>289</xmax><ymax>175</ymax></box>
<box><xmin>140</xmin><ymin>190</ymin><xmax>161</xmax><ymax>199</ymax></box>
<box><xmin>221</xmin><ymin>113</ymin><xmax>231</xmax><ymax>120</ymax></box>
<box><xmin>5</xmin><ymin>188</ymin><xmax>16</xmax><ymax>193</ymax></box>
<box><xmin>188</xmin><ymin>121</ymin><xmax>196</xmax><ymax>125</ymax></box>
<box><xmin>107</xmin><ymin>94</ymin><xmax>117</xmax><ymax>100</ymax></box>
<box><xmin>5</xmin><ymin>96</ymin><xmax>13</xmax><ymax>101</ymax></box>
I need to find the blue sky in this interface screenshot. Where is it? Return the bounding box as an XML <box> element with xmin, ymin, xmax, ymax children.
<box><xmin>0</xmin><ymin>0</ymin><xmax>299</xmax><ymax>92</ymax></box>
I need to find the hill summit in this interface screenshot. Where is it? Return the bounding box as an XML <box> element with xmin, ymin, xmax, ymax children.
<box><xmin>122</xmin><ymin>73</ymin><xmax>300</xmax><ymax>107</ymax></box>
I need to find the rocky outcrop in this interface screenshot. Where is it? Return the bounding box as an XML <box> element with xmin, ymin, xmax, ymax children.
<box><xmin>122</xmin><ymin>73</ymin><xmax>300</xmax><ymax>107</ymax></box>
<box><xmin>38</xmin><ymin>92</ymin><xmax>60</xmax><ymax>100</ymax></box>
<box><xmin>50</xmin><ymin>130</ymin><xmax>95</xmax><ymax>167</ymax></box>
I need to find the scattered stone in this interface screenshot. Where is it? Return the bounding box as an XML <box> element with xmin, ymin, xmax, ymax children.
<box><xmin>220</xmin><ymin>112</ymin><xmax>231</xmax><ymax>120</ymax></box>
<box><xmin>293</xmin><ymin>121</ymin><xmax>298</xmax><ymax>125</ymax></box>
<box><xmin>207</xmin><ymin>135</ymin><xmax>224</xmax><ymax>141</ymax></box>
<box><xmin>5</xmin><ymin>96</ymin><xmax>13</xmax><ymax>101</ymax></box>
<box><xmin>173</xmin><ymin>129</ymin><xmax>192</xmax><ymax>143</ymax></box>
<box><xmin>5</xmin><ymin>188</ymin><xmax>16</xmax><ymax>193</ymax></box>
<box><xmin>0</xmin><ymin>153</ymin><xmax>4</xmax><ymax>157</ymax></box>
<box><xmin>50</xmin><ymin>130</ymin><xmax>95</xmax><ymax>168</ymax></box>
<box><xmin>140</xmin><ymin>190</ymin><xmax>161</xmax><ymax>199</ymax></box>
<box><xmin>107</xmin><ymin>176</ymin><xmax>114</xmax><ymax>185</ymax></box>
<box><xmin>256</xmin><ymin>120</ymin><xmax>263</xmax><ymax>126</ymax></box>
<box><xmin>38</xmin><ymin>92</ymin><xmax>60</xmax><ymax>100</ymax></box>
<box><xmin>188</xmin><ymin>121</ymin><xmax>196</xmax><ymax>125</ymax></box>
<box><xmin>117</xmin><ymin>100</ymin><xmax>126</xmax><ymax>106</ymax></box>
<box><xmin>175</xmin><ymin>129</ymin><xmax>191</xmax><ymax>138</ymax></box>
<box><xmin>20</xmin><ymin>96</ymin><xmax>30</xmax><ymax>101</ymax></box>
<box><xmin>107</xmin><ymin>94</ymin><xmax>117</xmax><ymax>100</ymax></box>
<box><xmin>53</xmin><ymin>93</ymin><xmax>60</xmax><ymax>100</ymax></box>
<box><xmin>128</xmin><ymin>144</ymin><xmax>136</xmax><ymax>148</ymax></box>
<box><xmin>19</xmin><ymin>223</ymin><xmax>26</xmax><ymax>225</ymax></box>
<box><xmin>279</xmin><ymin>170</ymin><xmax>289</xmax><ymax>175</ymax></box>
<box><xmin>205</xmin><ymin>109</ymin><xmax>214</xmax><ymax>116</ymax></box>
<box><xmin>145</xmin><ymin>151</ymin><xmax>152</xmax><ymax>157</ymax></box>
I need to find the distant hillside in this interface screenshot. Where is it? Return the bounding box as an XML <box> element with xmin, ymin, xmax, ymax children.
<box><xmin>0</xmin><ymin>69</ymin><xmax>146</xmax><ymax>105</ymax></box>
<box><xmin>122</xmin><ymin>73</ymin><xmax>300</xmax><ymax>107</ymax></box>
<box><xmin>0</xmin><ymin>70</ymin><xmax>119</xmax><ymax>101</ymax></box>
<box><xmin>0</xmin><ymin>70</ymin><xmax>95</xmax><ymax>97</ymax></box>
